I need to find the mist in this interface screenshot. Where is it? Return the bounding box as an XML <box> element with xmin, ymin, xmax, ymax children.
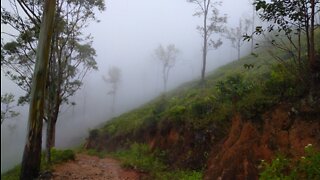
<box><xmin>1</xmin><ymin>0</ymin><xmax>255</xmax><ymax>173</ymax></box>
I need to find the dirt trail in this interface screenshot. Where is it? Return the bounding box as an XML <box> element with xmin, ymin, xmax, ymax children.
<box><xmin>52</xmin><ymin>154</ymin><xmax>141</xmax><ymax>180</ymax></box>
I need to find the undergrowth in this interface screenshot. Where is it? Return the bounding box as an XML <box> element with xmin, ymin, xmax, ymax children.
<box><xmin>112</xmin><ymin>142</ymin><xmax>202</xmax><ymax>180</ymax></box>
<box><xmin>259</xmin><ymin>144</ymin><xmax>320</xmax><ymax>180</ymax></box>
<box><xmin>1</xmin><ymin>149</ymin><xmax>75</xmax><ymax>180</ymax></box>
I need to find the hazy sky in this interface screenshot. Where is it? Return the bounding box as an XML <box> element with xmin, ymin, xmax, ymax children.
<box><xmin>1</xmin><ymin>0</ymin><xmax>254</xmax><ymax>172</ymax></box>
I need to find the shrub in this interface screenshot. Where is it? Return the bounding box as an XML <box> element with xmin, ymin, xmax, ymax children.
<box><xmin>264</xmin><ymin>65</ymin><xmax>306</xmax><ymax>101</ymax></box>
<box><xmin>88</xmin><ymin>129</ymin><xmax>99</xmax><ymax>139</ymax></box>
<box><xmin>167</xmin><ymin>105</ymin><xmax>186</xmax><ymax>117</ymax></box>
<box><xmin>238</xmin><ymin>88</ymin><xmax>275</xmax><ymax>121</ymax></box>
<box><xmin>260</xmin><ymin>144</ymin><xmax>320</xmax><ymax>180</ymax></box>
<box><xmin>114</xmin><ymin>143</ymin><xmax>166</xmax><ymax>173</ymax></box>
<box><xmin>190</xmin><ymin>95</ymin><xmax>215</xmax><ymax>117</ymax></box>
<box><xmin>49</xmin><ymin>148</ymin><xmax>75</xmax><ymax>164</ymax></box>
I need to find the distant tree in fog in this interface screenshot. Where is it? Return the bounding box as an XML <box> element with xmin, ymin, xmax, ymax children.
<box><xmin>154</xmin><ymin>44</ymin><xmax>179</xmax><ymax>93</ymax></box>
<box><xmin>225</xmin><ymin>17</ymin><xmax>251</xmax><ymax>60</ymax></box>
<box><xmin>103</xmin><ymin>66</ymin><xmax>121</xmax><ymax>115</ymax></box>
<box><xmin>187</xmin><ymin>0</ymin><xmax>227</xmax><ymax>84</ymax></box>
<box><xmin>1</xmin><ymin>93</ymin><xmax>19</xmax><ymax>125</ymax></box>
<box><xmin>1</xmin><ymin>0</ymin><xmax>105</xmax><ymax>164</ymax></box>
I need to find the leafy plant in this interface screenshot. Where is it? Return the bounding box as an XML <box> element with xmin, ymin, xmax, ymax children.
<box><xmin>260</xmin><ymin>144</ymin><xmax>320</xmax><ymax>180</ymax></box>
<box><xmin>114</xmin><ymin>143</ymin><xmax>167</xmax><ymax>173</ymax></box>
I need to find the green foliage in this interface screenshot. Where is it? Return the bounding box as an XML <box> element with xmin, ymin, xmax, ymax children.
<box><xmin>1</xmin><ymin>149</ymin><xmax>75</xmax><ymax>179</ymax></box>
<box><xmin>190</xmin><ymin>95</ymin><xmax>215</xmax><ymax>117</ymax></box>
<box><xmin>113</xmin><ymin>143</ymin><xmax>202</xmax><ymax>179</ymax></box>
<box><xmin>264</xmin><ymin>65</ymin><xmax>305</xmax><ymax>100</ymax></box>
<box><xmin>153</xmin><ymin>170</ymin><xmax>202</xmax><ymax>180</ymax></box>
<box><xmin>48</xmin><ymin>148</ymin><xmax>75</xmax><ymax>164</ymax></box>
<box><xmin>260</xmin><ymin>144</ymin><xmax>320</xmax><ymax>180</ymax></box>
<box><xmin>88</xmin><ymin>129</ymin><xmax>99</xmax><ymax>139</ymax></box>
<box><xmin>1</xmin><ymin>165</ymin><xmax>20</xmax><ymax>180</ymax></box>
<box><xmin>1</xmin><ymin>93</ymin><xmax>19</xmax><ymax>124</ymax></box>
<box><xmin>167</xmin><ymin>105</ymin><xmax>186</xmax><ymax>118</ymax></box>
<box><xmin>217</xmin><ymin>74</ymin><xmax>253</xmax><ymax>100</ymax></box>
<box><xmin>85</xmin><ymin>149</ymin><xmax>107</xmax><ymax>158</ymax></box>
<box><xmin>238</xmin><ymin>86</ymin><xmax>275</xmax><ymax>121</ymax></box>
<box><xmin>114</xmin><ymin>143</ymin><xmax>167</xmax><ymax>173</ymax></box>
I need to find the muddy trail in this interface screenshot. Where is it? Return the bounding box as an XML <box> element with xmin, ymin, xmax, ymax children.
<box><xmin>50</xmin><ymin>154</ymin><xmax>141</xmax><ymax>180</ymax></box>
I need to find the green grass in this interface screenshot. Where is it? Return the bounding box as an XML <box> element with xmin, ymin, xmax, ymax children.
<box><xmin>1</xmin><ymin>149</ymin><xmax>75</xmax><ymax>180</ymax></box>
<box><xmin>96</xmin><ymin>50</ymin><xmax>277</xmax><ymax>137</ymax></box>
<box><xmin>112</xmin><ymin>143</ymin><xmax>202</xmax><ymax>180</ymax></box>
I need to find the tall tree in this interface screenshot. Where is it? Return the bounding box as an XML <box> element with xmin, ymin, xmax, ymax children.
<box><xmin>253</xmin><ymin>0</ymin><xmax>319</xmax><ymax>88</ymax></box>
<box><xmin>187</xmin><ymin>0</ymin><xmax>227</xmax><ymax>83</ymax></box>
<box><xmin>225</xmin><ymin>17</ymin><xmax>251</xmax><ymax>61</ymax></box>
<box><xmin>103</xmin><ymin>66</ymin><xmax>121</xmax><ymax>116</ymax></box>
<box><xmin>1</xmin><ymin>0</ymin><xmax>105</xmax><ymax>163</ymax></box>
<box><xmin>19</xmin><ymin>0</ymin><xmax>56</xmax><ymax>179</ymax></box>
<box><xmin>154</xmin><ymin>44</ymin><xmax>179</xmax><ymax>92</ymax></box>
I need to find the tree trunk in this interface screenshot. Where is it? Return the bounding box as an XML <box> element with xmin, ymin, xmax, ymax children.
<box><xmin>163</xmin><ymin>65</ymin><xmax>169</xmax><ymax>93</ymax></box>
<box><xmin>201</xmin><ymin>2</ymin><xmax>208</xmax><ymax>84</ymax></box>
<box><xmin>251</xmin><ymin>3</ymin><xmax>255</xmax><ymax>53</ymax></box>
<box><xmin>237</xmin><ymin>40</ymin><xmax>241</xmax><ymax>61</ymax></box>
<box><xmin>309</xmin><ymin>0</ymin><xmax>315</xmax><ymax>71</ymax></box>
<box><xmin>45</xmin><ymin>80</ymin><xmax>61</xmax><ymax>162</ymax></box>
<box><xmin>45</xmin><ymin>103</ymin><xmax>58</xmax><ymax>163</ymax></box>
<box><xmin>20</xmin><ymin>1</ymin><xmax>56</xmax><ymax>179</ymax></box>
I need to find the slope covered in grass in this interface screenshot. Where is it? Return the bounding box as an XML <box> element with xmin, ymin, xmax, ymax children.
<box><xmin>92</xmin><ymin>49</ymin><xmax>276</xmax><ymax>139</ymax></box>
<box><xmin>86</xmin><ymin>38</ymin><xmax>320</xmax><ymax>179</ymax></box>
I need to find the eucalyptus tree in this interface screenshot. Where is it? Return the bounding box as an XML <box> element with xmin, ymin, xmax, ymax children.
<box><xmin>1</xmin><ymin>0</ymin><xmax>105</xmax><ymax>164</ymax></box>
<box><xmin>19</xmin><ymin>1</ymin><xmax>56</xmax><ymax>179</ymax></box>
<box><xmin>154</xmin><ymin>44</ymin><xmax>179</xmax><ymax>93</ymax></box>
<box><xmin>225</xmin><ymin>17</ymin><xmax>251</xmax><ymax>61</ymax></box>
<box><xmin>103</xmin><ymin>66</ymin><xmax>122</xmax><ymax>116</ymax></box>
<box><xmin>187</xmin><ymin>0</ymin><xmax>227</xmax><ymax>83</ymax></box>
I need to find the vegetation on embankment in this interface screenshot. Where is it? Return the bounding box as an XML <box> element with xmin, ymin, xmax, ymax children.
<box><xmin>85</xmin><ymin>27</ymin><xmax>320</xmax><ymax>178</ymax></box>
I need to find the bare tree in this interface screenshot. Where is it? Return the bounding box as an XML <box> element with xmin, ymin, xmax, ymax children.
<box><xmin>187</xmin><ymin>0</ymin><xmax>227</xmax><ymax>83</ymax></box>
<box><xmin>103</xmin><ymin>66</ymin><xmax>121</xmax><ymax>116</ymax></box>
<box><xmin>225</xmin><ymin>17</ymin><xmax>251</xmax><ymax>61</ymax></box>
<box><xmin>154</xmin><ymin>44</ymin><xmax>179</xmax><ymax>92</ymax></box>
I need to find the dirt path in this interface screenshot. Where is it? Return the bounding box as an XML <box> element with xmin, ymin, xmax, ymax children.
<box><xmin>51</xmin><ymin>154</ymin><xmax>141</xmax><ymax>180</ymax></box>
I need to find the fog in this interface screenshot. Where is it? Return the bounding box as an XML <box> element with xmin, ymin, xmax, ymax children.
<box><xmin>1</xmin><ymin>0</ymin><xmax>254</xmax><ymax>173</ymax></box>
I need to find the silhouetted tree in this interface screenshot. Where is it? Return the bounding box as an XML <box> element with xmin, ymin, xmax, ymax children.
<box><xmin>187</xmin><ymin>0</ymin><xmax>227</xmax><ymax>83</ymax></box>
<box><xmin>225</xmin><ymin>17</ymin><xmax>251</xmax><ymax>60</ymax></box>
<box><xmin>103</xmin><ymin>66</ymin><xmax>121</xmax><ymax>115</ymax></box>
<box><xmin>154</xmin><ymin>44</ymin><xmax>179</xmax><ymax>92</ymax></box>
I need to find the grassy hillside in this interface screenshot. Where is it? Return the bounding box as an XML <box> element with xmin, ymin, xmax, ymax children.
<box><xmin>92</xmin><ymin>49</ymin><xmax>279</xmax><ymax>140</ymax></box>
<box><xmin>86</xmin><ymin>33</ymin><xmax>320</xmax><ymax>178</ymax></box>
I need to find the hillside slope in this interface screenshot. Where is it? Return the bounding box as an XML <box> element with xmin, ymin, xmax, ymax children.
<box><xmin>86</xmin><ymin>48</ymin><xmax>320</xmax><ymax>179</ymax></box>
